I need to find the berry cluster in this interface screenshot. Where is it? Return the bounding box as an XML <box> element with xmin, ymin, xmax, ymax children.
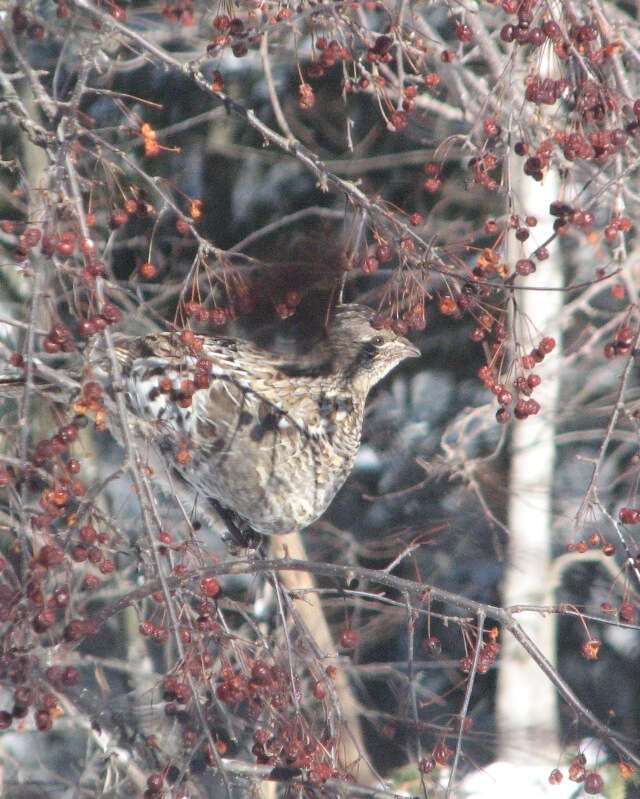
<box><xmin>548</xmin><ymin>753</ymin><xmax>605</xmax><ymax>794</ymax></box>
<box><xmin>213</xmin><ymin>659</ymin><xmax>340</xmax><ymax>785</ymax></box>
<box><xmin>0</xmin><ymin>676</ymin><xmax>60</xmax><ymax>733</ymax></box>
<box><xmin>476</xmin><ymin>333</ymin><xmax>554</xmax><ymax>424</ymax></box>
<box><xmin>418</xmin><ymin>743</ymin><xmax>455</xmax><ymax>774</ymax></box>
<box><xmin>467</xmin><ymin>153</ymin><xmax>499</xmax><ymax>192</ymax></box>
<box><xmin>370</xmin><ymin>304</ymin><xmax>426</xmax><ymax>334</ymax></box>
<box><xmin>182</xmin><ymin>278</ymin><xmax>284</xmax><ymax>326</ymax></box>
<box><xmin>208</xmin><ymin>12</ymin><xmax>267</xmax><ymax>59</ymax></box>
<box><xmin>216</xmin><ymin>660</ymin><xmax>299</xmax><ymax>708</ymax></box>
<box><xmin>458</xmin><ymin>638</ymin><xmax>501</xmax><ymax>675</ymax></box>
<box><xmin>567</xmin><ymin>532</ymin><xmax>615</xmax><ymax>558</ymax></box>
<box><xmin>11</xmin><ymin>5</ymin><xmax>45</xmax><ymax>38</ymax></box>
<box><xmin>0</xmin><ymin>656</ymin><xmax>80</xmax><ymax>736</ymax></box>
<box><xmin>309</xmin><ymin>36</ymin><xmax>351</xmax><ymax>78</ymax></box>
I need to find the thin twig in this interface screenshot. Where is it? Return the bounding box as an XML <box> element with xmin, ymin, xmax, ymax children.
<box><xmin>446</xmin><ymin>611</ymin><xmax>485</xmax><ymax>798</ymax></box>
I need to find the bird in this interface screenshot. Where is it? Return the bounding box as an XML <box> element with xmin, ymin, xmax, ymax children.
<box><xmin>107</xmin><ymin>304</ymin><xmax>420</xmax><ymax>535</ymax></box>
<box><xmin>2</xmin><ymin>305</ymin><xmax>419</xmax><ymax>536</ymax></box>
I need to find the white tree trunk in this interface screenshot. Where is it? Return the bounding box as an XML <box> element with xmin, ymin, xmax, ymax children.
<box><xmin>495</xmin><ymin>163</ymin><xmax>563</xmax><ymax>761</ymax></box>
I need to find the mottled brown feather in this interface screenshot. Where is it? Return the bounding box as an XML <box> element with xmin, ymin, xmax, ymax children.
<box><xmin>106</xmin><ymin>305</ymin><xmax>418</xmax><ymax>533</ymax></box>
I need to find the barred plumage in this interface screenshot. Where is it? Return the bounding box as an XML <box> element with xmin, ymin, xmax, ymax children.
<box><xmin>112</xmin><ymin>305</ymin><xmax>419</xmax><ymax>534</ymax></box>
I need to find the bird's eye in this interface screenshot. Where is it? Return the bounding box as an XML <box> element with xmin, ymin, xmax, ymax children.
<box><xmin>371</xmin><ymin>335</ymin><xmax>384</xmax><ymax>347</ymax></box>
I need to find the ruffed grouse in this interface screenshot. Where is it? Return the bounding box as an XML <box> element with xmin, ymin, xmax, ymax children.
<box><xmin>108</xmin><ymin>304</ymin><xmax>419</xmax><ymax>535</ymax></box>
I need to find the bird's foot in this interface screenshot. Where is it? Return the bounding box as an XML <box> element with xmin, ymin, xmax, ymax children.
<box><xmin>208</xmin><ymin>499</ymin><xmax>263</xmax><ymax>554</ymax></box>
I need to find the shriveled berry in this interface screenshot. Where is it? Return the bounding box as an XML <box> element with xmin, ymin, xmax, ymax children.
<box><xmin>619</xmin><ymin>601</ymin><xmax>636</xmax><ymax>624</ymax></box>
<box><xmin>581</xmin><ymin>638</ymin><xmax>601</xmax><ymax>660</ymax></box>
<box><xmin>433</xmin><ymin>743</ymin><xmax>453</xmax><ymax>765</ymax></box>
<box><xmin>548</xmin><ymin>768</ymin><xmax>563</xmax><ymax>784</ymax></box>
<box><xmin>419</xmin><ymin>757</ymin><xmax>436</xmax><ymax>774</ymax></box>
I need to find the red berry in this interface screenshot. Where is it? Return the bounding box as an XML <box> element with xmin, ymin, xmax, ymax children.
<box><xmin>79</xmin><ymin>237</ymin><xmax>96</xmax><ymax>255</ymax></box>
<box><xmin>527</xmin><ymin>373</ymin><xmax>541</xmax><ymax>388</ymax></box>
<box><xmin>619</xmin><ymin>601</ymin><xmax>636</xmax><ymax>624</ymax></box>
<box><xmin>500</xmin><ymin>24</ymin><xmax>515</xmax><ymax>42</ymax></box>
<box><xmin>539</xmin><ymin>336</ymin><xmax>556</xmax><ymax>353</ymax></box>
<box><xmin>390</xmin><ymin>110</ymin><xmax>408</xmax><ymax>130</ymax></box>
<box><xmin>42</xmin><ymin>337</ymin><xmax>60</xmax><ymax>354</ymax></box>
<box><xmin>433</xmin><ymin>743</ymin><xmax>453</xmax><ymax>765</ymax></box>
<box><xmin>361</xmin><ymin>256</ymin><xmax>379</xmax><ymax>274</ymax></box>
<box><xmin>548</xmin><ymin>768</ymin><xmax>563</xmax><ymax>784</ymax></box>
<box><xmin>313</xmin><ymin>681</ymin><xmax>327</xmax><ymax>699</ymax></box>
<box><xmin>616</xmin><ymin>325</ymin><xmax>634</xmax><ymax>345</ymax></box>
<box><xmin>101</xmin><ymin>302</ymin><xmax>121</xmax><ymax>323</ymax></box>
<box><xmin>77</xmin><ymin>319</ymin><xmax>97</xmax><ymax>337</ymax></box>
<box><xmin>79</xmin><ymin>525</ymin><xmax>97</xmax><ymax>543</ymax></box>
<box><xmin>53</xmin><ymin>587</ymin><xmax>70</xmax><ymax>607</ymax></box>
<box><xmin>200</xmin><ymin>577</ymin><xmax>221</xmax><ymax>597</ymax></box>
<box><xmin>618</xmin><ymin>507</ymin><xmax>640</xmax><ymax>524</ymax></box>
<box><xmin>455</xmin><ymin>22</ymin><xmax>473</xmax><ymax>42</ymax></box>
<box><xmin>516</xmin><ymin>258</ymin><xmax>536</xmax><ymax>276</ymax></box>
<box><xmin>39</xmin><ymin>545</ymin><xmax>65</xmax><ymax>567</ymax></box>
<box><xmin>584</xmin><ymin>772</ymin><xmax>604</xmax><ymax>794</ymax></box>
<box><xmin>147</xmin><ymin>774</ymin><xmax>164</xmax><ymax>791</ymax></box>
<box><xmin>213</xmin><ymin>14</ymin><xmax>230</xmax><ymax>30</ymax></box>
<box><xmin>109</xmin><ymin>209</ymin><xmax>129</xmax><ymax>228</ymax></box>
<box><xmin>140</xmin><ymin>262</ymin><xmax>157</xmax><ymax>279</ymax></box>
<box><xmin>419</xmin><ymin>757</ymin><xmax>436</xmax><ymax>774</ymax></box>
<box><xmin>35</xmin><ymin>709</ymin><xmax>53</xmax><ymax>731</ymax></box>
<box><xmin>110</xmin><ymin>4</ymin><xmax>126</xmax><ymax>21</ymax></box>
<box><xmin>62</xmin><ymin>666</ymin><xmax>80</xmax><ymax>685</ymax></box>
<box><xmin>339</xmin><ymin>628</ymin><xmax>358</xmax><ymax>649</ymax></box>
<box><xmin>56</xmin><ymin>239</ymin><xmax>75</xmax><ymax>257</ymax></box>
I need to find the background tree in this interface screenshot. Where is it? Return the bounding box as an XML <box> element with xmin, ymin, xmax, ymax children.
<box><xmin>1</xmin><ymin>0</ymin><xmax>640</xmax><ymax>797</ymax></box>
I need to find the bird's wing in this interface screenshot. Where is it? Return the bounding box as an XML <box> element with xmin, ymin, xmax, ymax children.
<box><xmin>114</xmin><ymin>333</ymin><xmax>344</xmax><ymax>439</ymax></box>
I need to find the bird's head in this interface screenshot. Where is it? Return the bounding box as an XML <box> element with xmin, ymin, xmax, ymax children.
<box><xmin>327</xmin><ymin>305</ymin><xmax>420</xmax><ymax>393</ymax></box>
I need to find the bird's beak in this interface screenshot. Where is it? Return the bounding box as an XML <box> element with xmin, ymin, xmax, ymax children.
<box><xmin>399</xmin><ymin>339</ymin><xmax>421</xmax><ymax>359</ymax></box>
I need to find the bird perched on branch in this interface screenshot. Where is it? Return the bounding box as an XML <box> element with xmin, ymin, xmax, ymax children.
<box><xmin>5</xmin><ymin>305</ymin><xmax>420</xmax><ymax>536</ymax></box>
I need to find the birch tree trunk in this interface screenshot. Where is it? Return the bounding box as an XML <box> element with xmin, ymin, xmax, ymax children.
<box><xmin>495</xmin><ymin>160</ymin><xmax>563</xmax><ymax>760</ymax></box>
